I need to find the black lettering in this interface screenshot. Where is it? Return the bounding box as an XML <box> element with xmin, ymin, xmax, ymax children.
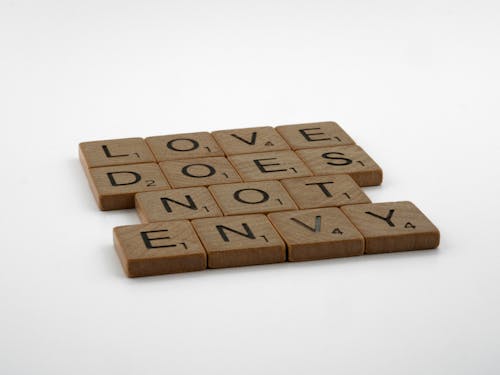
<box><xmin>305</xmin><ymin>181</ymin><xmax>334</xmax><ymax>197</ymax></box>
<box><xmin>161</xmin><ymin>195</ymin><xmax>197</xmax><ymax>213</ymax></box>
<box><xmin>332</xmin><ymin>228</ymin><xmax>343</xmax><ymax>235</ymax></box>
<box><xmin>102</xmin><ymin>145</ymin><xmax>128</xmax><ymax>158</ymax></box>
<box><xmin>299</xmin><ymin>127</ymin><xmax>331</xmax><ymax>142</ymax></box>
<box><xmin>290</xmin><ymin>216</ymin><xmax>322</xmax><ymax>232</ymax></box>
<box><xmin>216</xmin><ymin>223</ymin><xmax>256</xmax><ymax>242</ymax></box>
<box><xmin>140</xmin><ymin>230</ymin><xmax>176</xmax><ymax>249</ymax></box>
<box><xmin>181</xmin><ymin>164</ymin><xmax>216</xmax><ymax>178</ymax></box>
<box><xmin>166</xmin><ymin>138</ymin><xmax>199</xmax><ymax>152</ymax></box>
<box><xmin>231</xmin><ymin>132</ymin><xmax>257</xmax><ymax>145</ymax></box>
<box><xmin>321</xmin><ymin>152</ymin><xmax>352</xmax><ymax>166</ymax></box>
<box><xmin>107</xmin><ymin>171</ymin><xmax>141</xmax><ymax>186</ymax></box>
<box><xmin>365</xmin><ymin>209</ymin><xmax>396</xmax><ymax>227</ymax></box>
<box><xmin>254</xmin><ymin>158</ymin><xmax>286</xmax><ymax>173</ymax></box>
<box><xmin>233</xmin><ymin>188</ymin><xmax>270</xmax><ymax>204</ymax></box>
<box><xmin>405</xmin><ymin>222</ymin><xmax>416</xmax><ymax>229</ymax></box>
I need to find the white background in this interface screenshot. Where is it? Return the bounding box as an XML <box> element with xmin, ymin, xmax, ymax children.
<box><xmin>1</xmin><ymin>0</ymin><xmax>499</xmax><ymax>374</ymax></box>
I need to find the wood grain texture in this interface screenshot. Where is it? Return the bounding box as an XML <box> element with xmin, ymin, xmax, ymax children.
<box><xmin>79</xmin><ymin>124</ymin><xmax>441</xmax><ymax>276</ymax></box>
<box><xmin>208</xmin><ymin>181</ymin><xmax>297</xmax><ymax>215</ymax></box>
<box><xmin>159</xmin><ymin>157</ymin><xmax>241</xmax><ymax>188</ymax></box>
<box><xmin>280</xmin><ymin>174</ymin><xmax>371</xmax><ymax>209</ymax></box>
<box><xmin>229</xmin><ymin>150</ymin><xmax>312</xmax><ymax>182</ymax></box>
<box><xmin>135</xmin><ymin>187</ymin><xmax>222</xmax><ymax>223</ymax></box>
<box><xmin>113</xmin><ymin>221</ymin><xmax>207</xmax><ymax>277</ymax></box>
<box><xmin>341</xmin><ymin>201</ymin><xmax>440</xmax><ymax>254</ymax></box>
<box><xmin>296</xmin><ymin>145</ymin><xmax>383</xmax><ymax>186</ymax></box>
<box><xmin>212</xmin><ymin>126</ymin><xmax>290</xmax><ymax>155</ymax></box>
<box><xmin>276</xmin><ymin>121</ymin><xmax>355</xmax><ymax>150</ymax></box>
<box><xmin>146</xmin><ymin>132</ymin><xmax>224</xmax><ymax>161</ymax></box>
<box><xmin>192</xmin><ymin>214</ymin><xmax>286</xmax><ymax>268</ymax></box>
<box><xmin>268</xmin><ymin>207</ymin><xmax>364</xmax><ymax>261</ymax></box>
<box><xmin>86</xmin><ymin>163</ymin><xmax>170</xmax><ymax>210</ymax></box>
<box><xmin>79</xmin><ymin>137</ymin><xmax>156</xmax><ymax>168</ymax></box>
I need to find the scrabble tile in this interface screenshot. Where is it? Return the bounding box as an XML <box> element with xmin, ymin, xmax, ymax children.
<box><xmin>146</xmin><ymin>132</ymin><xmax>224</xmax><ymax>161</ymax></box>
<box><xmin>229</xmin><ymin>150</ymin><xmax>312</xmax><ymax>182</ymax></box>
<box><xmin>212</xmin><ymin>126</ymin><xmax>290</xmax><ymax>155</ymax></box>
<box><xmin>280</xmin><ymin>174</ymin><xmax>371</xmax><ymax>209</ymax></box>
<box><xmin>135</xmin><ymin>187</ymin><xmax>222</xmax><ymax>223</ymax></box>
<box><xmin>79</xmin><ymin>137</ymin><xmax>156</xmax><ymax>168</ymax></box>
<box><xmin>341</xmin><ymin>201</ymin><xmax>440</xmax><ymax>254</ymax></box>
<box><xmin>113</xmin><ymin>221</ymin><xmax>207</xmax><ymax>277</ymax></box>
<box><xmin>159</xmin><ymin>157</ymin><xmax>241</xmax><ymax>188</ymax></box>
<box><xmin>192</xmin><ymin>214</ymin><xmax>286</xmax><ymax>268</ymax></box>
<box><xmin>296</xmin><ymin>145</ymin><xmax>383</xmax><ymax>186</ymax></box>
<box><xmin>268</xmin><ymin>208</ymin><xmax>364</xmax><ymax>261</ymax></box>
<box><xmin>86</xmin><ymin>163</ymin><xmax>170</xmax><ymax>210</ymax></box>
<box><xmin>276</xmin><ymin>121</ymin><xmax>355</xmax><ymax>150</ymax></box>
<box><xmin>209</xmin><ymin>181</ymin><xmax>297</xmax><ymax>216</ymax></box>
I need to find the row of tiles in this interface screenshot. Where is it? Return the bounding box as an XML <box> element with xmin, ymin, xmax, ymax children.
<box><xmin>114</xmin><ymin>202</ymin><xmax>440</xmax><ymax>277</ymax></box>
<box><xmin>135</xmin><ymin>175</ymin><xmax>371</xmax><ymax>223</ymax></box>
<box><xmin>83</xmin><ymin>147</ymin><xmax>382</xmax><ymax>210</ymax></box>
<box><xmin>79</xmin><ymin>122</ymin><xmax>357</xmax><ymax>169</ymax></box>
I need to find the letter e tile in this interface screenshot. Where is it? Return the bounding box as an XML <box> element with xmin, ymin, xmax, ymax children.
<box><xmin>229</xmin><ymin>151</ymin><xmax>312</xmax><ymax>182</ymax></box>
<box><xmin>113</xmin><ymin>221</ymin><xmax>207</xmax><ymax>277</ymax></box>
<box><xmin>276</xmin><ymin>121</ymin><xmax>355</xmax><ymax>150</ymax></box>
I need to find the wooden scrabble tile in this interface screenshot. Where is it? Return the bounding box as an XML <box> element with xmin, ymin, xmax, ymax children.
<box><xmin>276</xmin><ymin>121</ymin><xmax>355</xmax><ymax>150</ymax></box>
<box><xmin>159</xmin><ymin>157</ymin><xmax>241</xmax><ymax>188</ymax></box>
<box><xmin>113</xmin><ymin>221</ymin><xmax>207</xmax><ymax>277</ymax></box>
<box><xmin>268</xmin><ymin>207</ymin><xmax>364</xmax><ymax>261</ymax></box>
<box><xmin>192</xmin><ymin>214</ymin><xmax>286</xmax><ymax>268</ymax></box>
<box><xmin>212</xmin><ymin>126</ymin><xmax>290</xmax><ymax>155</ymax></box>
<box><xmin>146</xmin><ymin>132</ymin><xmax>224</xmax><ymax>161</ymax></box>
<box><xmin>135</xmin><ymin>187</ymin><xmax>222</xmax><ymax>223</ymax></box>
<box><xmin>296</xmin><ymin>145</ymin><xmax>383</xmax><ymax>186</ymax></box>
<box><xmin>86</xmin><ymin>163</ymin><xmax>170</xmax><ymax>210</ymax></box>
<box><xmin>208</xmin><ymin>181</ymin><xmax>297</xmax><ymax>216</ymax></box>
<box><xmin>229</xmin><ymin>150</ymin><xmax>312</xmax><ymax>182</ymax></box>
<box><xmin>280</xmin><ymin>174</ymin><xmax>371</xmax><ymax>209</ymax></box>
<box><xmin>79</xmin><ymin>137</ymin><xmax>156</xmax><ymax>168</ymax></box>
<box><xmin>341</xmin><ymin>201</ymin><xmax>440</xmax><ymax>254</ymax></box>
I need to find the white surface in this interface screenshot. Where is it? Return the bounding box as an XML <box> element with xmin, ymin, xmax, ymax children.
<box><xmin>1</xmin><ymin>1</ymin><xmax>499</xmax><ymax>374</ymax></box>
